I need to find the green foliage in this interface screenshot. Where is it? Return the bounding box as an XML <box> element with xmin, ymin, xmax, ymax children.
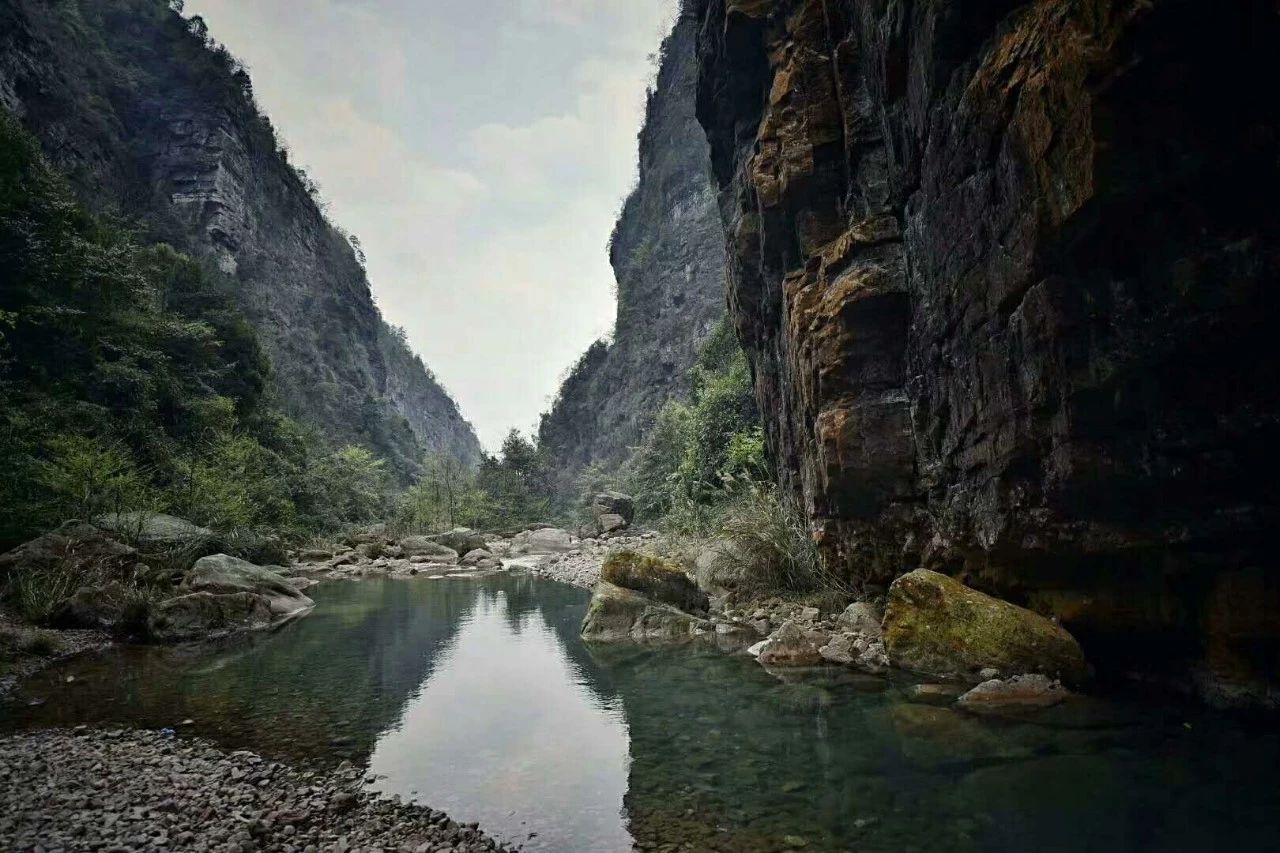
<box><xmin>621</xmin><ymin>317</ymin><xmax>767</xmax><ymax>532</ymax></box>
<box><xmin>475</xmin><ymin>430</ymin><xmax>553</xmax><ymax>528</ymax></box>
<box><xmin>397</xmin><ymin>452</ymin><xmax>490</xmax><ymax>533</ymax></box>
<box><xmin>716</xmin><ymin>486</ymin><xmax>851</xmax><ymax>596</ymax></box>
<box><xmin>37</xmin><ymin>435</ymin><xmax>155</xmax><ymax>524</ymax></box>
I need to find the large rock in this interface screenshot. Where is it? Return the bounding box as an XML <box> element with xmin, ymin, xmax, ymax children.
<box><xmin>398</xmin><ymin>537</ymin><xmax>459</xmax><ymax>563</ymax></box>
<box><xmin>524</xmin><ymin>528</ymin><xmax>574</xmax><ymax>554</ymax></box>
<box><xmin>837</xmin><ymin>602</ymin><xmax>884</xmax><ymax>640</ymax></box>
<box><xmin>757</xmin><ymin>620</ymin><xmax>826</xmax><ymax>667</ymax></box>
<box><xmin>95</xmin><ymin>512</ymin><xmax>211</xmax><ymax>546</ymax></box>
<box><xmin>459</xmin><ymin>549</ymin><xmax>502</xmax><ymax>570</ymax></box>
<box><xmin>430</xmin><ymin>528</ymin><xmax>489</xmax><ymax>556</ymax></box>
<box><xmin>187</xmin><ymin>555</ymin><xmax>314</xmax><ymax>617</ymax></box>
<box><xmin>591</xmin><ymin>492</ymin><xmax>635</xmax><ymax>524</ymax></box>
<box><xmin>692</xmin><ymin>537</ymin><xmax>749</xmax><ymax>598</ymax></box>
<box><xmin>0</xmin><ymin>523</ymin><xmax>139</xmax><ymax>586</ymax></box>
<box><xmin>601</xmin><ymin>551</ymin><xmax>708</xmax><ymax>614</ymax></box>
<box><xmin>147</xmin><ymin>592</ymin><xmax>274</xmax><ymax>643</ymax></box>
<box><xmin>51</xmin><ymin>583</ymin><xmax>139</xmax><ymax>633</ymax></box>
<box><xmin>694</xmin><ymin>0</ymin><xmax>1280</xmax><ymax>704</ymax></box>
<box><xmin>884</xmin><ymin>570</ymin><xmax>1088</xmax><ymax>685</ymax></box>
<box><xmin>956</xmin><ymin>675</ymin><xmax>1071</xmax><ymax>715</ymax></box>
<box><xmin>596</xmin><ymin>514</ymin><xmax>628</xmax><ymax>535</ymax></box>
<box><xmin>580</xmin><ymin>581</ymin><xmax>702</xmax><ymax>644</ymax></box>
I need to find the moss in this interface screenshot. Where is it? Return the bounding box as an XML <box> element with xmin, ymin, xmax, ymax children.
<box><xmin>601</xmin><ymin>550</ymin><xmax>709</xmax><ymax>613</ymax></box>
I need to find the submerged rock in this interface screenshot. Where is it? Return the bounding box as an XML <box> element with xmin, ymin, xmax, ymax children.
<box><xmin>187</xmin><ymin>554</ymin><xmax>314</xmax><ymax>616</ymax></box>
<box><xmin>580</xmin><ymin>581</ymin><xmax>702</xmax><ymax>643</ymax></box>
<box><xmin>600</xmin><ymin>551</ymin><xmax>708</xmax><ymax>614</ymax></box>
<box><xmin>884</xmin><ymin>570</ymin><xmax>1088</xmax><ymax>685</ymax></box>
<box><xmin>957</xmin><ymin>675</ymin><xmax>1071</xmax><ymax>715</ymax></box>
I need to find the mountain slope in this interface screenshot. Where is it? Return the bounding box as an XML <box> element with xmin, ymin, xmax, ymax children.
<box><xmin>0</xmin><ymin>0</ymin><xmax>480</xmax><ymax>472</ymax></box>
<box><xmin>539</xmin><ymin>8</ymin><xmax>727</xmax><ymax>493</ymax></box>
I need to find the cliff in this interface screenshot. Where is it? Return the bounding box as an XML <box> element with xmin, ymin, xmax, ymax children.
<box><xmin>0</xmin><ymin>0</ymin><xmax>480</xmax><ymax>472</ymax></box>
<box><xmin>693</xmin><ymin>0</ymin><xmax>1280</xmax><ymax>704</ymax></box>
<box><xmin>539</xmin><ymin>9</ymin><xmax>728</xmax><ymax>492</ymax></box>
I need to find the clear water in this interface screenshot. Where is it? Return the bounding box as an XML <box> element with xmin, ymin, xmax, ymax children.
<box><xmin>4</xmin><ymin>574</ymin><xmax>1280</xmax><ymax>852</ymax></box>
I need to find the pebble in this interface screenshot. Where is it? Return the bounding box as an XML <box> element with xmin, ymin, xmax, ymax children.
<box><xmin>0</xmin><ymin>729</ymin><xmax>515</xmax><ymax>853</ymax></box>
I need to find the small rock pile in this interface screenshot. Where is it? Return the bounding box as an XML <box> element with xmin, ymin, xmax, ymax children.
<box><xmin>0</xmin><ymin>729</ymin><xmax>514</xmax><ymax>852</ymax></box>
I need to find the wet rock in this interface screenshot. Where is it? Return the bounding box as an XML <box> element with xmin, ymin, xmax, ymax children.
<box><xmin>581</xmin><ymin>581</ymin><xmax>701</xmax><ymax>643</ymax></box>
<box><xmin>187</xmin><ymin>555</ymin><xmax>314</xmax><ymax>617</ymax></box>
<box><xmin>837</xmin><ymin>602</ymin><xmax>883</xmax><ymax>639</ymax></box>
<box><xmin>601</xmin><ymin>551</ymin><xmax>708</xmax><ymax>613</ymax></box>
<box><xmin>757</xmin><ymin>620</ymin><xmax>824</xmax><ymax>667</ymax></box>
<box><xmin>957</xmin><ymin>675</ymin><xmax>1071</xmax><ymax>715</ymax></box>
<box><xmin>884</xmin><ymin>570</ymin><xmax>1088</xmax><ymax>685</ymax></box>
<box><xmin>147</xmin><ymin>592</ymin><xmax>274</xmax><ymax>642</ymax></box>
<box><xmin>906</xmin><ymin>684</ymin><xmax>967</xmax><ymax>706</ymax></box>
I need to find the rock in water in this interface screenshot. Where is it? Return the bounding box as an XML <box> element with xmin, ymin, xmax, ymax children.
<box><xmin>398</xmin><ymin>537</ymin><xmax>460</xmax><ymax>563</ymax></box>
<box><xmin>187</xmin><ymin>555</ymin><xmax>314</xmax><ymax>616</ymax></box>
<box><xmin>757</xmin><ymin>620</ymin><xmax>825</xmax><ymax>667</ymax></box>
<box><xmin>600</xmin><ymin>551</ymin><xmax>708</xmax><ymax>614</ymax></box>
<box><xmin>883</xmin><ymin>570</ymin><xmax>1088</xmax><ymax>685</ymax></box>
<box><xmin>459</xmin><ymin>549</ymin><xmax>503</xmax><ymax>570</ymax></box>
<box><xmin>580</xmin><ymin>581</ymin><xmax>702</xmax><ymax>643</ymax></box>
<box><xmin>956</xmin><ymin>675</ymin><xmax>1071</xmax><ymax>715</ymax></box>
<box><xmin>147</xmin><ymin>592</ymin><xmax>274</xmax><ymax>643</ymax></box>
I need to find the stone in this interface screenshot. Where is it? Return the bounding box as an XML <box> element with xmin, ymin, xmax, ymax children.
<box><xmin>907</xmin><ymin>684</ymin><xmax>967</xmax><ymax>706</ymax></box>
<box><xmin>459</xmin><ymin>549</ymin><xmax>502</xmax><ymax>570</ymax></box>
<box><xmin>818</xmin><ymin>633</ymin><xmax>855</xmax><ymax>665</ymax></box>
<box><xmin>591</xmin><ymin>492</ymin><xmax>635</xmax><ymax>524</ymax></box>
<box><xmin>187</xmin><ymin>555</ymin><xmax>314</xmax><ymax>617</ymax></box>
<box><xmin>884</xmin><ymin>570</ymin><xmax>1088</xmax><ymax>685</ymax></box>
<box><xmin>596</xmin><ymin>513</ymin><xmax>628</xmax><ymax>535</ymax></box>
<box><xmin>836</xmin><ymin>602</ymin><xmax>883</xmax><ymax>639</ymax></box>
<box><xmin>146</xmin><ymin>592</ymin><xmax>274</xmax><ymax>642</ymax></box>
<box><xmin>51</xmin><ymin>583</ymin><xmax>140</xmax><ymax>633</ymax></box>
<box><xmin>757</xmin><ymin>620</ymin><xmax>824</xmax><ymax>667</ymax></box>
<box><xmin>429</xmin><ymin>528</ymin><xmax>489</xmax><ymax>556</ymax></box>
<box><xmin>0</xmin><ymin>523</ymin><xmax>139</xmax><ymax>586</ymax></box>
<box><xmin>692</xmin><ymin>537</ymin><xmax>749</xmax><ymax>597</ymax></box>
<box><xmin>580</xmin><ymin>581</ymin><xmax>701</xmax><ymax>644</ymax></box>
<box><xmin>956</xmin><ymin>675</ymin><xmax>1071</xmax><ymax>715</ymax></box>
<box><xmin>524</xmin><ymin>528</ymin><xmax>574</xmax><ymax>554</ymax></box>
<box><xmin>398</xmin><ymin>538</ymin><xmax>459</xmax><ymax>563</ymax></box>
<box><xmin>600</xmin><ymin>551</ymin><xmax>708</xmax><ymax>613</ymax></box>
<box><xmin>95</xmin><ymin>513</ymin><xmax>211</xmax><ymax>546</ymax></box>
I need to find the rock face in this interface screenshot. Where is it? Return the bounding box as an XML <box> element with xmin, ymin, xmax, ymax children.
<box><xmin>538</xmin><ymin>10</ymin><xmax>728</xmax><ymax>493</ymax></box>
<box><xmin>884</xmin><ymin>570</ymin><xmax>1087</xmax><ymax>685</ymax></box>
<box><xmin>0</xmin><ymin>0</ymin><xmax>480</xmax><ymax>471</ymax></box>
<box><xmin>693</xmin><ymin>0</ymin><xmax>1280</xmax><ymax>701</ymax></box>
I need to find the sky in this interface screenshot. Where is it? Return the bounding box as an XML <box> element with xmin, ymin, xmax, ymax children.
<box><xmin>184</xmin><ymin>0</ymin><xmax>680</xmax><ymax>450</ymax></box>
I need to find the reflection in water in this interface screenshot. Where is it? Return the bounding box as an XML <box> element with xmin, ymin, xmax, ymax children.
<box><xmin>5</xmin><ymin>575</ymin><xmax>1280</xmax><ymax>852</ymax></box>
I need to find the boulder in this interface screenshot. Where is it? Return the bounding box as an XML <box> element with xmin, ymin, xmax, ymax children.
<box><xmin>460</xmin><ymin>549</ymin><xmax>503</xmax><ymax>570</ymax></box>
<box><xmin>837</xmin><ymin>602</ymin><xmax>884</xmax><ymax>639</ymax></box>
<box><xmin>883</xmin><ymin>570</ymin><xmax>1088</xmax><ymax>685</ymax></box>
<box><xmin>398</xmin><ymin>537</ymin><xmax>459</xmax><ymax>563</ymax></box>
<box><xmin>596</xmin><ymin>513</ymin><xmax>628</xmax><ymax>535</ymax></box>
<box><xmin>757</xmin><ymin>620</ymin><xmax>825</xmax><ymax>667</ymax></box>
<box><xmin>147</xmin><ymin>592</ymin><xmax>274</xmax><ymax>643</ymax></box>
<box><xmin>591</xmin><ymin>492</ymin><xmax>635</xmax><ymax>524</ymax></box>
<box><xmin>186</xmin><ymin>554</ymin><xmax>314</xmax><ymax>616</ymax></box>
<box><xmin>580</xmin><ymin>581</ymin><xmax>702</xmax><ymax>643</ymax></box>
<box><xmin>907</xmin><ymin>683</ymin><xmax>968</xmax><ymax>706</ymax></box>
<box><xmin>601</xmin><ymin>551</ymin><xmax>708</xmax><ymax>614</ymax></box>
<box><xmin>692</xmin><ymin>537</ymin><xmax>751</xmax><ymax>598</ymax></box>
<box><xmin>51</xmin><ymin>583</ymin><xmax>139</xmax><ymax>632</ymax></box>
<box><xmin>95</xmin><ymin>512</ymin><xmax>212</xmax><ymax>547</ymax></box>
<box><xmin>956</xmin><ymin>675</ymin><xmax>1071</xmax><ymax>715</ymax></box>
<box><xmin>524</xmin><ymin>528</ymin><xmax>574</xmax><ymax>554</ymax></box>
<box><xmin>430</xmin><ymin>528</ymin><xmax>489</xmax><ymax>555</ymax></box>
<box><xmin>0</xmin><ymin>522</ymin><xmax>139</xmax><ymax>585</ymax></box>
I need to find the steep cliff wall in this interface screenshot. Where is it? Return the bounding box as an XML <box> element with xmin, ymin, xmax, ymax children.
<box><xmin>694</xmin><ymin>0</ymin><xmax>1280</xmax><ymax>703</ymax></box>
<box><xmin>0</xmin><ymin>0</ymin><xmax>480</xmax><ymax>471</ymax></box>
<box><xmin>539</xmin><ymin>10</ymin><xmax>728</xmax><ymax>491</ymax></box>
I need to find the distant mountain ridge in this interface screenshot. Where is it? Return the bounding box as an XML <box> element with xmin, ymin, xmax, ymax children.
<box><xmin>0</xmin><ymin>0</ymin><xmax>480</xmax><ymax>471</ymax></box>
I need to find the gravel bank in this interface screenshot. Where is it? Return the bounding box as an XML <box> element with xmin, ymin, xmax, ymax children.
<box><xmin>0</xmin><ymin>609</ymin><xmax>110</xmax><ymax>699</ymax></box>
<box><xmin>0</xmin><ymin>729</ymin><xmax>515</xmax><ymax>853</ymax></box>
<box><xmin>520</xmin><ymin>532</ymin><xmax>663</xmax><ymax>590</ymax></box>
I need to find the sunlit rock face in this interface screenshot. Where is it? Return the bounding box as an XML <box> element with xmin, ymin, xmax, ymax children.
<box><xmin>538</xmin><ymin>8</ymin><xmax>728</xmax><ymax>493</ymax></box>
<box><xmin>0</xmin><ymin>0</ymin><xmax>480</xmax><ymax>470</ymax></box>
<box><xmin>693</xmin><ymin>0</ymin><xmax>1280</xmax><ymax>703</ymax></box>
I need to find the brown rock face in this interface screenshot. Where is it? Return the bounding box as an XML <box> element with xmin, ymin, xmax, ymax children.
<box><xmin>693</xmin><ymin>0</ymin><xmax>1280</xmax><ymax>703</ymax></box>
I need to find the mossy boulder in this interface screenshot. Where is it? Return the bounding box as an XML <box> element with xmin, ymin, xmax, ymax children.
<box><xmin>884</xmin><ymin>570</ymin><xmax>1088</xmax><ymax>685</ymax></box>
<box><xmin>580</xmin><ymin>581</ymin><xmax>702</xmax><ymax>643</ymax></box>
<box><xmin>601</xmin><ymin>551</ymin><xmax>708</xmax><ymax>614</ymax></box>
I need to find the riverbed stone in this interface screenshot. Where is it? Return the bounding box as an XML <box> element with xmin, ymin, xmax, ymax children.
<box><xmin>147</xmin><ymin>591</ymin><xmax>274</xmax><ymax>642</ymax></box>
<box><xmin>581</xmin><ymin>581</ymin><xmax>701</xmax><ymax>643</ymax></box>
<box><xmin>956</xmin><ymin>675</ymin><xmax>1071</xmax><ymax>715</ymax></box>
<box><xmin>524</xmin><ymin>528</ymin><xmax>574</xmax><ymax>554</ymax></box>
<box><xmin>187</xmin><ymin>554</ymin><xmax>314</xmax><ymax>616</ymax></box>
<box><xmin>601</xmin><ymin>551</ymin><xmax>708</xmax><ymax>613</ymax></box>
<box><xmin>757</xmin><ymin>620</ymin><xmax>825</xmax><ymax>667</ymax></box>
<box><xmin>591</xmin><ymin>492</ymin><xmax>635</xmax><ymax>524</ymax></box>
<box><xmin>884</xmin><ymin>570</ymin><xmax>1089</xmax><ymax>685</ymax></box>
<box><xmin>399</xmin><ymin>538</ymin><xmax>460</xmax><ymax>563</ymax></box>
<box><xmin>460</xmin><ymin>549</ymin><xmax>502</xmax><ymax>570</ymax></box>
<box><xmin>837</xmin><ymin>602</ymin><xmax>884</xmax><ymax>639</ymax></box>
<box><xmin>596</xmin><ymin>513</ymin><xmax>628</xmax><ymax>535</ymax></box>
<box><xmin>431</xmin><ymin>528</ymin><xmax>490</xmax><ymax>555</ymax></box>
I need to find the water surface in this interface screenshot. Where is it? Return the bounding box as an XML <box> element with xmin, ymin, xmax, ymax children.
<box><xmin>5</xmin><ymin>574</ymin><xmax>1280</xmax><ymax>851</ymax></box>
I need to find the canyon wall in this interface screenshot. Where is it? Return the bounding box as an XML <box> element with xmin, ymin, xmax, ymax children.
<box><xmin>693</xmin><ymin>0</ymin><xmax>1280</xmax><ymax>703</ymax></box>
<box><xmin>0</xmin><ymin>0</ymin><xmax>480</xmax><ymax>471</ymax></box>
<box><xmin>539</xmin><ymin>9</ymin><xmax>728</xmax><ymax>492</ymax></box>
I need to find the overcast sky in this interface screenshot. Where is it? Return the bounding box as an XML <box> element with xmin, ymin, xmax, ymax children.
<box><xmin>185</xmin><ymin>0</ymin><xmax>679</xmax><ymax>450</ymax></box>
